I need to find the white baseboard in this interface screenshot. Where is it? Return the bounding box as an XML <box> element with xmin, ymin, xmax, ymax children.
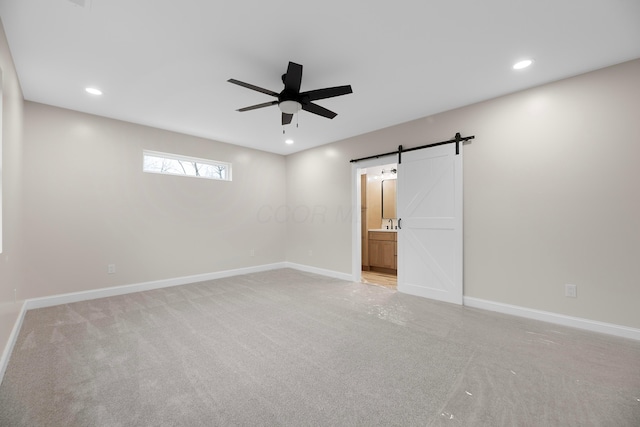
<box><xmin>0</xmin><ymin>301</ymin><xmax>28</xmax><ymax>385</ymax></box>
<box><xmin>284</xmin><ymin>262</ymin><xmax>353</xmax><ymax>282</ymax></box>
<box><xmin>25</xmin><ymin>262</ymin><xmax>287</xmax><ymax>310</ymax></box>
<box><xmin>464</xmin><ymin>296</ymin><xmax>640</xmax><ymax>341</ymax></box>
<box><xmin>22</xmin><ymin>262</ymin><xmax>353</xmax><ymax>312</ymax></box>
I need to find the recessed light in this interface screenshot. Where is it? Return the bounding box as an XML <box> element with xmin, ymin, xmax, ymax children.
<box><xmin>285</xmin><ymin>139</ymin><xmax>294</xmax><ymax>145</ymax></box>
<box><xmin>513</xmin><ymin>59</ymin><xmax>533</xmax><ymax>70</ymax></box>
<box><xmin>85</xmin><ymin>87</ymin><xmax>103</xmax><ymax>95</ymax></box>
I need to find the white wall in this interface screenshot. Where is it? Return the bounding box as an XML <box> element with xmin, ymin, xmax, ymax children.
<box><xmin>286</xmin><ymin>59</ymin><xmax>640</xmax><ymax>329</ymax></box>
<box><xmin>22</xmin><ymin>102</ymin><xmax>287</xmax><ymax>298</ymax></box>
<box><xmin>0</xmin><ymin>19</ymin><xmax>25</xmax><ymax>370</ymax></box>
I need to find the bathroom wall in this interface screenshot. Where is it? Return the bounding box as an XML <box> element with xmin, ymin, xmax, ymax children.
<box><xmin>364</xmin><ymin>165</ymin><xmax>397</xmax><ymax>230</ymax></box>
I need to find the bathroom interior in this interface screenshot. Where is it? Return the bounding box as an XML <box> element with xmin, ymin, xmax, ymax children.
<box><xmin>360</xmin><ymin>162</ymin><xmax>398</xmax><ymax>289</ymax></box>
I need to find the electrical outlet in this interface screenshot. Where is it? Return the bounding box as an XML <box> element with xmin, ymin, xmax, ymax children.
<box><xmin>565</xmin><ymin>284</ymin><xmax>577</xmax><ymax>298</ymax></box>
<box><xmin>107</xmin><ymin>264</ymin><xmax>116</xmax><ymax>274</ymax></box>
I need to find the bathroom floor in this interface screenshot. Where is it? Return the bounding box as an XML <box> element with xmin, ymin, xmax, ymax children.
<box><xmin>361</xmin><ymin>270</ymin><xmax>397</xmax><ymax>289</ymax></box>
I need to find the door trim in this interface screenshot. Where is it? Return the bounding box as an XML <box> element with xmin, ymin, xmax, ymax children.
<box><xmin>351</xmin><ymin>155</ymin><xmax>398</xmax><ymax>283</ymax></box>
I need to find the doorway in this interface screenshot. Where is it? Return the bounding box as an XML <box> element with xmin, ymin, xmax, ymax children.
<box><xmin>353</xmin><ymin>159</ymin><xmax>398</xmax><ymax>290</ymax></box>
<box><xmin>351</xmin><ymin>143</ymin><xmax>463</xmax><ymax>304</ymax></box>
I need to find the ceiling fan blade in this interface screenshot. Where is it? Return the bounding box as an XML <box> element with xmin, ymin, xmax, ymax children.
<box><xmin>300</xmin><ymin>85</ymin><xmax>353</xmax><ymax>101</ymax></box>
<box><xmin>302</xmin><ymin>102</ymin><xmax>338</xmax><ymax>119</ymax></box>
<box><xmin>237</xmin><ymin>100</ymin><xmax>278</xmax><ymax>112</ymax></box>
<box><xmin>282</xmin><ymin>113</ymin><xmax>293</xmax><ymax>125</ymax></box>
<box><xmin>283</xmin><ymin>62</ymin><xmax>303</xmax><ymax>94</ymax></box>
<box><xmin>228</xmin><ymin>79</ymin><xmax>279</xmax><ymax>97</ymax></box>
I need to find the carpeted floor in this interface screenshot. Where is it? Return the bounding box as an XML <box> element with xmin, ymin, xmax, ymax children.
<box><xmin>1</xmin><ymin>268</ymin><xmax>639</xmax><ymax>426</ymax></box>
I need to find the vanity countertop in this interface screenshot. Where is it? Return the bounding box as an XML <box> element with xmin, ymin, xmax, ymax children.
<box><xmin>369</xmin><ymin>229</ymin><xmax>397</xmax><ymax>232</ymax></box>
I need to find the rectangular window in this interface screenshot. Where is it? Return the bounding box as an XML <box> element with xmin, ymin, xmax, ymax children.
<box><xmin>143</xmin><ymin>150</ymin><xmax>232</xmax><ymax>181</ymax></box>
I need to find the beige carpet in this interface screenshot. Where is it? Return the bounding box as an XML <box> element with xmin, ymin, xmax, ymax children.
<box><xmin>1</xmin><ymin>268</ymin><xmax>639</xmax><ymax>426</ymax></box>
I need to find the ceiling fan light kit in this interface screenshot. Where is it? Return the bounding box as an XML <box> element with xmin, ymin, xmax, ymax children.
<box><xmin>278</xmin><ymin>100</ymin><xmax>302</xmax><ymax>114</ymax></box>
<box><xmin>228</xmin><ymin>61</ymin><xmax>353</xmax><ymax>126</ymax></box>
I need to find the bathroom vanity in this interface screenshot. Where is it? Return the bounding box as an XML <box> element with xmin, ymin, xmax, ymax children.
<box><xmin>368</xmin><ymin>230</ymin><xmax>397</xmax><ymax>274</ymax></box>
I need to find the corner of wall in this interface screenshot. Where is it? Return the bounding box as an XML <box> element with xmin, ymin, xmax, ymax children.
<box><xmin>0</xmin><ymin>16</ymin><xmax>27</xmax><ymax>382</ymax></box>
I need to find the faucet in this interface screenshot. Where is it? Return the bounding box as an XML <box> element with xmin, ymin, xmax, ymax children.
<box><xmin>388</xmin><ymin>219</ymin><xmax>393</xmax><ymax>229</ymax></box>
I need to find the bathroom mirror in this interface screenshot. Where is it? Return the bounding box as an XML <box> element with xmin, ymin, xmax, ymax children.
<box><xmin>381</xmin><ymin>179</ymin><xmax>396</xmax><ymax>219</ymax></box>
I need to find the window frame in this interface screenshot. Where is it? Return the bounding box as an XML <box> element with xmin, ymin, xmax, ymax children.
<box><xmin>142</xmin><ymin>150</ymin><xmax>232</xmax><ymax>182</ymax></box>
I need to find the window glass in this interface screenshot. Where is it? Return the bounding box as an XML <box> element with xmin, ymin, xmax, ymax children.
<box><xmin>143</xmin><ymin>150</ymin><xmax>231</xmax><ymax>181</ymax></box>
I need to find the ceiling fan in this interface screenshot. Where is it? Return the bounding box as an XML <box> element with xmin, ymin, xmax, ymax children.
<box><xmin>228</xmin><ymin>61</ymin><xmax>353</xmax><ymax>126</ymax></box>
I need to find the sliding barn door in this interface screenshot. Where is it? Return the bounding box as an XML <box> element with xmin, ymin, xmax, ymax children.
<box><xmin>397</xmin><ymin>143</ymin><xmax>463</xmax><ymax>305</ymax></box>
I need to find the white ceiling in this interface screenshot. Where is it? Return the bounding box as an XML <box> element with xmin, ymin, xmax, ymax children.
<box><xmin>1</xmin><ymin>0</ymin><xmax>639</xmax><ymax>155</ymax></box>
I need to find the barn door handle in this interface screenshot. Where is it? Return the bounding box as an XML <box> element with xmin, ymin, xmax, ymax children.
<box><xmin>398</xmin><ymin>218</ymin><xmax>402</xmax><ymax>229</ymax></box>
